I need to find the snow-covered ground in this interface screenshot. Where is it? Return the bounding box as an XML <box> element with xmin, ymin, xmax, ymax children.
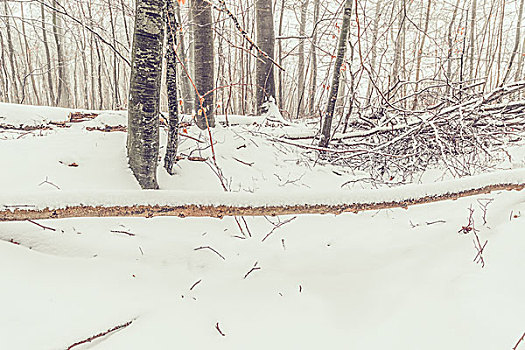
<box><xmin>1</xmin><ymin>103</ymin><xmax>524</xmax><ymax>349</ymax></box>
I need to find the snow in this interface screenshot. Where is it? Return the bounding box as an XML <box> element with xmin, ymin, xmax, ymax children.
<box><xmin>1</xmin><ymin>103</ymin><xmax>525</xmax><ymax>349</ymax></box>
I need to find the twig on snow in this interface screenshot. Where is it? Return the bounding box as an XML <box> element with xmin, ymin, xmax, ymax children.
<box><xmin>110</xmin><ymin>230</ymin><xmax>136</xmax><ymax>237</ymax></box>
<box><xmin>262</xmin><ymin>216</ymin><xmax>297</xmax><ymax>242</ymax></box>
<box><xmin>513</xmin><ymin>331</ymin><xmax>525</xmax><ymax>350</ymax></box>
<box><xmin>244</xmin><ymin>262</ymin><xmax>261</xmax><ymax>279</ymax></box>
<box><xmin>215</xmin><ymin>322</ymin><xmax>226</xmax><ymax>337</ymax></box>
<box><xmin>194</xmin><ymin>246</ymin><xmax>226</xmax><ymax>260</ymax></box>
<box><xmin>190</xmin><ymin>279</ymin><xmax>202</xmax><ymax>291</ymax></box>
<box><xmin>27</xmin><ymin>219</ymin><xmax>56</xmax><ymax>231</ymax></box>
<box><xmin>66</xmin><ymin>320</ymin><xmax>134</xmax><ymax>350</ymax></box>
<box><xmin>232</xmin><ymin>157</ymin><xmax>254</xmax><ymax>167</ymax></box>
<box><xmin>38</xmin><ymin>176</ymin><xmax>61</xmax><ymax>190</ymax></box>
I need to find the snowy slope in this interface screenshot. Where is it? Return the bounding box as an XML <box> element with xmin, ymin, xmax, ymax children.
<box><xmin>0</xmin><ymin>103</ymin><xmax>524</xmax><ymax>349</ymax></box>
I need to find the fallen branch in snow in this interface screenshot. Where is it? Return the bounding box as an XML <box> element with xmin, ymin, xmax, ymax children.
<box><xmin>0</xmin><ymin>123</ymin><xmax>52</xmax><ymax>131</ymax></box>
<box><xmin>66</xmin><ymin>320</ymin><xmax>133</xmax><ymax>350</ymax></box>
<box><xmin>85</xmin><ymin>125</ymin><xmax>127</xmax><ymax>132</ymax></box>
<box><xmin>1</xmin><ymin>182</ymin><xmax>523</xmax><ymax>221</ymax></box>
<box><xmin>0</xmin><ymin>170</ymin><xmax>523</xmax><ymax>221</ymax></box>
<box><xmin>27</xmin><ymin>219</ymin><xmax>56</xmax><ymax>231</ymax></box>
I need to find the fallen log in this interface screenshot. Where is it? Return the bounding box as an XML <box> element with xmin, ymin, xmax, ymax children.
<box><xmin>1</xmin><ymin>169</ymin><xmax>523</xmax><ymax>222</ymax></box>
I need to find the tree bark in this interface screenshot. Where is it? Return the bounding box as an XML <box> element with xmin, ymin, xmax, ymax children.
<box><xmin>175</xmin><ymin>1</ymin><xmax>194</xmax><ymax>114</ymax></box>
<box><xmin>52</xmin><ymin>0</ymin><xmax>68</xmax><ymax>107</ymax></box>
<box><xmin>308</xmin><ymin>0</ymin><xmax>320</xmax><ymax>116</ymax></box>
<box><xmin>319</xmin><ymin>0</ymin><xmax>353</xmax><ymax>148</ymax></box>
<box><xmin>502</xmin><ymin>0</ymin><xmax>525</xmax><ymax>84</ymax></box>
<box><xmin>192</xmin><ymin>0</ymin><xmax>216</xmax><ymax>129</ymax></box>
<box><xmin>127</xmin><ymin>0</ymin><xmax>165</xmax><ymax>189</ymax></box>
<box><xmin>277</xmin><ymin>0</ymin><xmax>285</xmax><ymax>110</ymax></box>
<box><xmin>469</xmin><ymin>0</ymin><xmax>477</xmax><ymax>81</ymax></box>
<box><xmin>4</xmin><ymin>1</ymin><xmax>20</xmax><ymax>103</ymax></box>
<box><xmin>412</xmin><ymin>0</ymin><xmax>432</xmax><ymax>109</ymax></box>
<box><xmin>296</xmin><ymin>0</ymin><xmax>309</xmax><ymax>118</ymax></box>
<box><xmin>164</xmin><ymin>0</ymin><xmax>180</xmax><ymax>175</ymax></box>
<box><xmin>255</xmin><ymin>0</ymin><xmax>277</xmax><ymax>114</ymax></box>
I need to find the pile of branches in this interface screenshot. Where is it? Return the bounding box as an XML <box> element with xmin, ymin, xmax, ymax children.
<box><xmin>315</xmin><ymin>81</ymin><xmax>525</xmax><ymax>181</ymax></box>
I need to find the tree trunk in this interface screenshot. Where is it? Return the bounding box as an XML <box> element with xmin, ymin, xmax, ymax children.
<box><xmin>4</xmin><ymin>1</ymin><xmax>20</xmax><ymax>103</ymax></box>
<box><xmin>20</xmin><ymin>3</ymin><xmax>40</xmax><ymax>105</ymax></box>
<box><xmin>52</xmin><ymin>0</ymin><xmax>67</xmax><ymax>107</ymax></box>
<box><xmin>308</xmin><ymin>0</ymin><xmax>320</xmax><ymax>116</ymax></box>
<box><xmin>175</xmin><ymin>1</ymin><xmax>194</xmax><ymax>114</ymax></box>
<box><xmin>469</xmin><ymin>0</ymin><xmax>477</xmax><ymax>81</ymax></box>
<box><xmin>365</xmin><ymin>0</ymin><xmax>382</xmax><ymax>106</ymax></box>
<box><xmin>412</xmin><ymin>0</ymin><xmax>432</xmax><ymax>109</ymax></box>
<box><xmin>164</xmin><ymin>0</ymin><xmax>180</xmax><ymax>175</ymax></box>
<box><xmin>277</xmin><ymin>0</ymin><xmax>285</xmax><ymax>110</ymax></box>
<box><xmin>296</xmin><ymin>0</ymin><xmax>309</xmax><ymax>118</ymax></box>
<box><xmin>192</xmin><ymin>0</ymin><xmax>215</xmax><ymax>129</ymax></box>
<box><xmin>127</xmin><ymin>0</ymin><xmax>165</xmax><ymax>189</ymax></box>
<box><xmin>446</xmin><ymin>0</ymin><xmax>461</xmax><ymax>96</ymax></box>
<box><xmin>502</xmin><ymin>0</ymin><xmax>524</xmax><ymax>84</ymax></box>
<box><xmin>319</xmin><ymin>0</ymin><xmax>353</xmax><ymax>148</ymax></box>
<box><xmin>255</xmin><ymin>0</ymin><xmax>277</xmax><ymax>114</ymax></box>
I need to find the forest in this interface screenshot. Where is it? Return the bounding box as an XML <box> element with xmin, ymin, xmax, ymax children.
<box><xmin>1</xmin><ymin>0</ymin><xmax>525</xmax><ymax>349</ymax></box>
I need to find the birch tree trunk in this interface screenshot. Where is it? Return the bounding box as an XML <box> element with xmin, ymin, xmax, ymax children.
<box><xmin>319</xmin><ymin>0</ymin><xmax>353</xmax><ymax>148</ymax></box>
<box><xmin>164</xmin><ymin>0</ymin><xmax>180</xmax><ymax>175</ymax></box>
<box><xmin>192</xmin><ymin>0</ymin><xmax>215</xmax><ymax>129</ymax></box>
<box><xmin>127</xmin><ymin>0</ymin><xmax>165</xmax><ymax>189</ymax></box>
<box><xmin>255</xmin><ymin>0</ymin><xmax>277</xmax><ymax>114</ymax></box>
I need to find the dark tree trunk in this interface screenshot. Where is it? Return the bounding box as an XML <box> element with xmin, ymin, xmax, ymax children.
<box><xmin>164</xmin><ymin>0</ymin><xmax>179</xmax><ymax>175</ymax></box>
<box><xmin>255</xmin><ymin>0</ymin><xmax>277</xmax><ymax>114</ymax></box>
<box><xmin>319</xmin><ymin>0</ymin><xmax>353</xmax><ymax>148</ymax></box>
<box><xmin>127</xmin><ymin>0</ymin><xmax>165</xmax><ymax>189</ymax></box>
<box><xmin>192</xmin><ymin>0</ymin><xmax>215</xmax><ymax>129</ymax></box>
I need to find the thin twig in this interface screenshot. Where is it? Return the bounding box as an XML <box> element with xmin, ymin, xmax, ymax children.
<box><xmin>110</xmin><ymin>230</ymin><xmax>135</xmax><ymax>237</ymax></box>
<box><xmin>190</xmin><ymin>279</ymin><xmax>202</xmax><ymax>291</ymax></box>
<box><xmin>513</xmin><ymin>332</ymin><xmax>525</xmax><ymax>350</ymax></box>
<box><xmin>215</xmin><ymin>322</ymin><xmax>226</xmax><ymax>337</ymax></box>
<box><xmin>66</xmin><ymin>320</ymin><xmax>134</xmax><ymax>350</ymax></box>
<box><xmin>194</xmin><ymin>246</ymin><xmax>226</xmax><ymax>260</ymax></box>
<box><xmin>244</xmin><ymin>262</ymin><xmax>261</xmax><ymax>279</ymax></box>
<box><xmin>27</xmin><ymin>219</ymin><xmax>56</xmax><ymax>231</ymax></box>
<box><xmin>262</xmin><ymin>216</ymin><xmax>297</xmax><ymax>242</ymax></box>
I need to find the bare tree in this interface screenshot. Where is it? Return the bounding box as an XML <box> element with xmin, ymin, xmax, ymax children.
<box><xmin>164</xmin><ymin>0</ymin><xmax>180</xmax><ymax>175</ymax></box>
<box><xmin>255</xmin><ymin>0</ymin><xmax>277</xmax><ymax>114</ymax></box>
<box><xmin>319</xmin><ymin>0</ymin><xmax>353</xmax><ymax>148</ymax></box>
<box><xmin>127</xmin><ymin>0</ymin><xmax>165</xmax><ymax>189</ymax></box>
<box><xmin>192</xmin><ymin>0</ymin><xmax>215</xmax><ymax>129</ymax></box>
